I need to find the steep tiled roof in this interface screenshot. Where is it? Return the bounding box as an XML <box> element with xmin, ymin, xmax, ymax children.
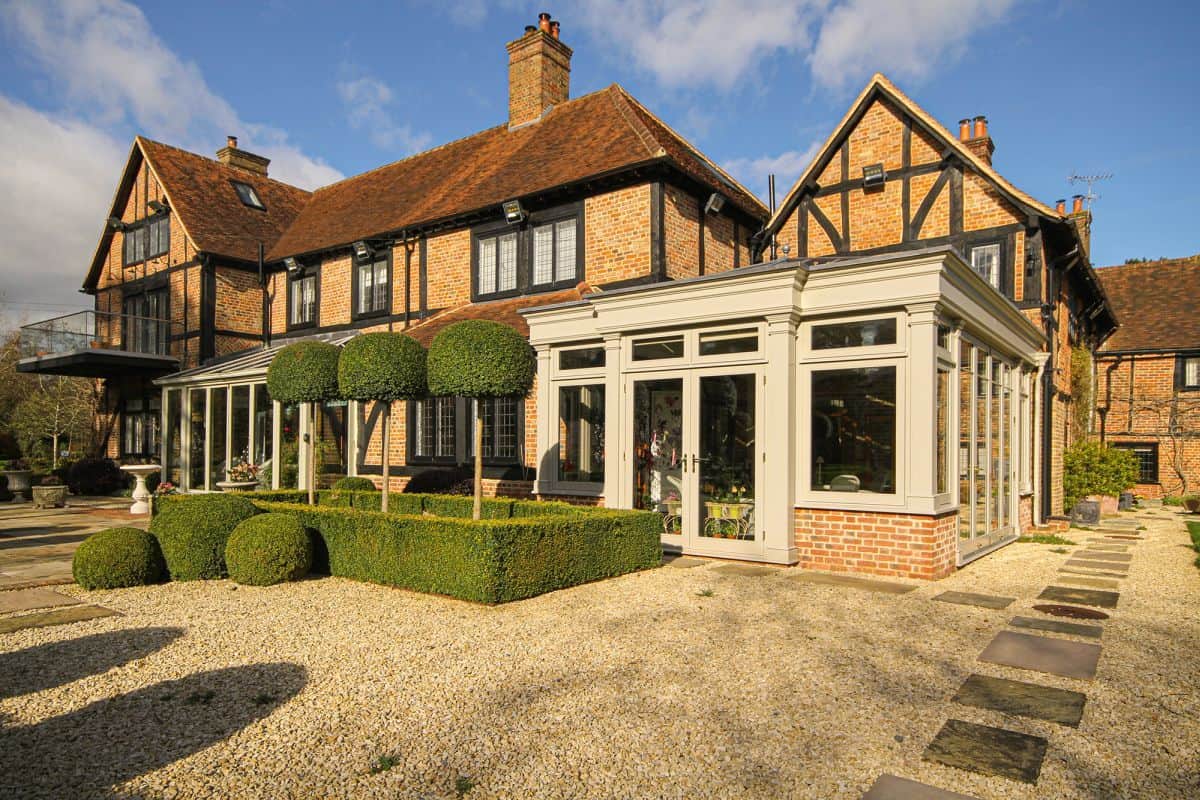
<box><xmin>267</xmin><ymin>84</ymin><xmax>766</xmax><ymax>260</ymax></box>
<box><xmin>404</xmin><ymin>286</ymin><xmax>587</xmax><ymax>346</ymax></box>
<box><xmin>1097</xmin><ymin>255</ymin><xmax>1200</xmax><ymax>353</ymax></box>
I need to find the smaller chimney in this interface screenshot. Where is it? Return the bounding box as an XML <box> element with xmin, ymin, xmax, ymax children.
<box><xmin>962</xmin><ymin>114</ymin><xmax>995</xmax><ymax>166</ymax></box>
<box><xmin>1068</xmin><ymin>194</ymin><xmax>1091</xmax><ymax>255</ymax></box>
<box><xmin>550</xmin><ymin>20</ymin><xmax>560</xmax><ymax>39</ymax></box>
<box><xmin>1055</xmin><ymin>199</ymin><xmax>1066</xmax><ymax>215</ymax></box>
<box><xmin>1071</xmin><ymin>194</ymin><xmax>1084</xmax><ymax>214</ymax></box>
<box><xmin>216</xmin><ymin>135</ymin><xmax>270</xmax><ymax>177</ymax></box>
<box><xmin>539</xmin><ymin>12</ymin><xmax>551</xmax><ymax>32</ymax></box>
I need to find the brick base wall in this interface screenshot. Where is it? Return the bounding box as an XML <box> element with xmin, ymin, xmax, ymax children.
<box><xmin>793</xmin><ymin>507</ymin><xmax>959</xmax><ymax>580</ymax></box>
<box><xmin>1018</xmin><ymin>494</ymin><xmax>1034</xmax><ymax>533</ymax></box>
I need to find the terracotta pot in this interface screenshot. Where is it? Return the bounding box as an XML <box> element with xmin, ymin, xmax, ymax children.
<box><xmin>1088</xmin><ymin>494</ymin><xmax>1119</xmax><ymax>515</ymax></box>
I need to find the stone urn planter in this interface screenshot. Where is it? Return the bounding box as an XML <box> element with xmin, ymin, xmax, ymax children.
<box><xmin>32</xmin><ymin>484</ymin><xmax>68</xmax><ymax>509</ymax></box>
<box><xmin>3</xmin><ymin>470</ymin><xmax>33</xmax><ymax>503</ymax></box>
<box><xmin>216</xmin><ymin>480</ymin><xmax>260</xmax><ymax>492</ymax></box>
<box><xmin>1184</xmin><ymin>496</ymin><xmax>1200</xmax><ymax>514</ymax></box>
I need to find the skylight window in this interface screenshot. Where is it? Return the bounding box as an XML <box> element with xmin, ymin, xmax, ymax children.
<box><xmin>231</xmin><ymin>180</ymin><xmax>265</xmax><ymax>210</ymax></box>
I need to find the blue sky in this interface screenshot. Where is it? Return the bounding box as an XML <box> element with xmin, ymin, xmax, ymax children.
<box><xmin>1</xmin><ymin>0</ymin><xmax>1197</xmax><ymax>324</ymax></box>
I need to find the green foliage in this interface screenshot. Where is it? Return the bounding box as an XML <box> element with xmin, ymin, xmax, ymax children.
<box><xmin>72</xmin><ymin>527</ymin><xmax>165</xmax><ymax>589</ymax></box>
<box><xmin>1062</xmin><ymin>440</ymin><xmax>1140</xmax><ymax>512</ymax></box>
<box><xmin>1018</xmin><ymin>534</ymin><xmax>1077</xmax><ymax>545</ymax></box>
<box><xmin>426</xmin><ymin>320</ymin><xmax>535</xmax><ymax>399</ymax></box>
<box><xmin>338</xmin><ymin>332</ymin><xmax>426</xmax><ymax>402</ymax></box>
<box><xmin>245</xmin><ymin>497</ymin><xmax>661</xmax><ymax>603</ymax></box>
<box><xmin>1163</xmin><ymin>495</ymin><xmax>1184</xmax><ymax>506</ymax></box>
<box><xmin>265</xmin><ymin>341</ymin><xmax>342</xmax><ymax>405</ymax></box>
<box><xmin>333</xmin><ymin>476</ymin><xmax>378</xmax><ymax>492</ymax></box>
<box><xmin>66</xmin><ymin>457</ymin><xmax>130</xmax><ymax>495</ymax></box>
<box><xmin>149</xmin><ymin>493</ymin><xmax>259</xmax><ymax>580</ymax></box>
<box><xmin>225</xmin><ymin>513</ymin><xmax>313</xmax><ymax>586</ymax></box>
<box><xmin>1069</xmin><ymin>346</ymin><xmax>1093</xmax><ymax>441</ymax></box>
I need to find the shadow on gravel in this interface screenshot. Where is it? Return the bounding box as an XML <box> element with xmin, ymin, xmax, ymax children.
<box><xmin>0</xmin><ymin>627</ymin><xmax>186</xmax><ymax>698</ymax></box>
<box><xmin>0</xmin><ymin>662</ymin><xmax>306</xmax><ymax>798</ymax></box>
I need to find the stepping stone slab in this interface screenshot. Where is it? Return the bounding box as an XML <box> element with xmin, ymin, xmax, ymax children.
<box><xmin>1039</xmin><ymin>585</ymin><xmax>1119</xmax><ymax>609</ymax></box>
<box><xmin>1060</xmin><ymin>567</ymin><xmax>1127</xmax><ymax>579</ymax></box>
<box><xmin>1063</xmin><ymin>560</ymin><xmax>1128</xmax><ymax>574</ymax></box>
<box><xmin>711</xmin><ymin>564</ymin><xmax>778</xmax><ymax>577</ymax></box>
<box><xmin>789</xmin><ymin>572</ymin><xmax>917</xmax><ymax>594</ymax></box>
<box><xmin>933</xmin><ymin>591</ymin><xmax>1015</xmax><ymax>610</ymax></box>
<box><xmin>1057</xmin><ymin>576</ymin><xmax>1121</xmax><ymax>590</ymax></box>
<box><xmin>923</xmin><ymin>718</ymin><xmax>1048</xmax><ymax>784</ymax></box>
<box><xmin>1074</xmin><ymin>551</ymin><xmax>1131</xmax><ymax>563</ymax></box>
<box><xmin>1010</xmin><ymin>615</ymin><xmax>1103</xmax><ymax>639</ymax></box>
<box><xmin>0</xmin><ymin>605</ymin><xmax>119</xmax><ymax>634</ymax></box>
<box><xmin>663</xmin><ymin>556</ymin><xmax>708</xmax><ymax>568</ymax></box>
<box><xmin>953</xmin><ymin>673</ymin><xmax>1088</xmax><ymax>727</ymax></box>
<box><xmin>978</xmin><ymin>630</ymin><xmax>1102</xmax><ymax>679</ymax></box>
<box><xmin>0</xmin><ymin>587</ymin><xmax>81</xmax><ymax>613</ymax></box>
<box><xmin>1032</xmin><ymin>604</ymin><xmax>1109</xmax><ymax>620</ymax></box>
<box><xmin>1085</xmin><ymin>544</ymin><xmax>1129</xmax><ymax>552</ymax></box>
<box><xmin>861</xmin><ymin>774</ymin><xmax>980</xmax><ymax>799</ymax></box>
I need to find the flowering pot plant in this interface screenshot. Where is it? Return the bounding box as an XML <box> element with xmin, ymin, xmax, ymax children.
<box><xmin>226</xmin><ymin>457</ymin><xmax>261</xmax><ymax>484</ymax></box>
<box><xmin>154</xmin><ymin>481</ymin><xmax>178</xmax><ymax>496</ymax></box>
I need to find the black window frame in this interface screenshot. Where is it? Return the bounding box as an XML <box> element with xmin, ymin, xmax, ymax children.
<box><xmin>351</xmin><ymin>248</ymin><xmax>393</xmax><ymax>320</ymax></box>
<box><xmin>286</xmin><ymin>267</ymin><xmax>319</xmax><ymax>331</ymax></box>
<box><xmin>1111</xmin><ymin>441</ymin><xmax>1159</xmax><ymax>484</ymax></box>
<box><xmin>122</xmin><ymin>214</ymin><xmax>171</xmax><ymax>267</ymax></box>
<box><xmin>121</xmin><ymin>393</ymin><xmax>161</xmax><ymax>459</ymax></box>
<box><xmin>407</xmin><ymin>396</ymin><xmax>525</xmax><ymax>466</ymax></box>
<box><xmin>1177</xmin><ymin>353</ymin><xmax>1200</xmax><ymax>391</ymax></box>
<box><xmin>230</xmin><ymin>179</ymin><xmax>266</xmax><ymax>211</ymax></box>
<box><xmin>121</xmin><ymin>282</ymin><xmax>170</xmax><ymax>355</ymax></box>
<box><xmin>471</xmin><ymin>201</ymin><xmax>584</xmax><ymax>301</ymax></box>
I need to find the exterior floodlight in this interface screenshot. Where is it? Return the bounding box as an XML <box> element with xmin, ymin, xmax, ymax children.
<box><xmin>862</xmin><ymin>163</ymin><xmax>886</xmax><ymax>189</ymax></box>
<box><xmin>703</xmin><ymin>193</ymin><xmax>725</xmax><ymax>215</ymax></box>
<box><xmin>352</xmin><ymin>240</ymin><xmax>373</xmax><ymax>260</ymax></box>
<box><xmin>107</xmin><ymin>216</ymin><xmax>125</xmax><ymax>230</ymax></box>
<box><xmin>502</xmin><ymin>199</ymin><xmax>526</xmax><ymax>224</ymax></box>
<box><xmin>283</xmin><ymin>257</ymin><xmax>302</xmax><ymax>275</ymax></box>
<box><xmin>147</xmin><ymin>199</ymin><xmax>169</xmax><ymax>214</ymax></box>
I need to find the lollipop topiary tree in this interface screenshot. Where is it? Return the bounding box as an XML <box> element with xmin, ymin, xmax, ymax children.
<box><xmin>337</xmin><ymin>332</ymin><xmax>426</xmax><ymax>511</ymax></box>
<box><xmin>266</xmin><ymin>340</ymin><xmax>341</xmax><ymax>505</ymax></box>
<box><xmin>427</xmin><ymin>320</ymin><xmax>534</xmax><ymax>520</ymax></box>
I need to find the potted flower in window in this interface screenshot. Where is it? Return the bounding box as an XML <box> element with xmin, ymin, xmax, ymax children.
<box><xmin>31</xmin><ymin>474</ymin><xmax>68</xmax><ymax>509</ymax></box>
<box><xmin>217</xmin><ymin>454</ymin><xmax>260</xmax><ymax>492</ymax></box>
<box><xmin>3</xmin><ymin>459</ymin><xmax>33</xmax><ymax>503</ymax></box>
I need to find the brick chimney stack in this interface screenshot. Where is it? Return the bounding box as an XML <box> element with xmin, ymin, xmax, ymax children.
<box><xmin>216</xmin><ymin>134</ymin><xmax>270</xmax><ymax>177</ymax></box>
<box><xmin>959</xmin><ymin>115</ymin><xmax>995</xmax><ymax>166</ymax></box>
<box><xmin>1068</xmin><ymin>194</ymin><xmax>1091</xmax><ymax>255</ymax></box>
<box><xmin>506</xmin><ymin>12</ymin><xmax>572</xmax><ymax>128</ymax></box>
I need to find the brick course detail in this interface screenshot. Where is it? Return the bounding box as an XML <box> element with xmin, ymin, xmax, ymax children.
<box><xmin>793</xmin><ymin>507</ymin><xmax>959</xmax><ymax>580</ymax></box>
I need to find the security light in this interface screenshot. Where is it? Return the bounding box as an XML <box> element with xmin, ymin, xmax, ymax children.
<box><xmin>502</xmin><ymin>199</ymin><xmax>526</xmax><ymax>224</ymax></box>
<box><xmin>283</xmin><ymin>257</ymin><xmax>302</xmax><ymax>275</ymax></box>
<box><xmin>862</xmin><ymin>163</ymin><xmax>886</xmax><ymax>190</ymax></box>
<box><xmin>352</xmin><ymin>240</ymin><xmax>373</xmax><ymax>260</ymax></box>
<box><xmin>107</xmin><ymin>216</ymin><xmax>126</xmax><ymax>230</ymax></box>
<box><xmin>147</xmin><ymin>199</ymin><xmax>169</xmax><ymax>214</ymax></box>
<box><xmin>703</xmin><ymin>193</ymin><xmax>726</xmax><ymax>215</ymax></box>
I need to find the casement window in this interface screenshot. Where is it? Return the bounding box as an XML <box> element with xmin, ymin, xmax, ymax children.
<box><xmin>231</xmin><ymin>180</ymin><xmax>265</xmax><ymax>210</ymax></box>
<box><xmin>122</xmin><ymin>394</ymin><xmax>161</xmax><ymax>458</ymax></box>
<box><xmin>1111</xmin><ymin>442</ymin><xmax>1159</xmax><ymax>484</ymax></box>
<box><xmin>354</xmin><ymin>253</ymin><xmax>390</xmax><ymax>317</ymax></box>
<box><xmin>122</xmin><ymin>215</ymin><xmax>170</xmax><ymax>265</ymax></box>
<box><xmin>970</xmin><ymin>243</ymin><xmax>1001</xmax><ymax>289</ymax></box>
<box><xmin>472</xmin><ymin>203</ymin><xmax>583</xmax><ymax>300</ymax></box>
<box><xmin>1179</xmin><ymin>355</ymin><xmax>1200</xmax><ymax>390</ymax></box>
<box><xmin>288</xmin><ymin>274</ymin><xmax>317</xmax><ymax>328</ymax></box>
<box><xmin>809</xmin><ymin>365</ymin><xmax>897</xmax><ymax>494</ymax></box>
<box><xmin>122</xmin><ymin>286</ymin><xmax>169</xmax><ymax>355</ymax></box>
<box><xmin>532</xmin><ymin>219</ymin><xmax>577</xmax><ymax>286</ymax></box>
<box><xmin>409</xmin><ymin>396</ymin><xmax>522</xmax><ymax>463</ymax></box>
<box><xmin>476</xmin><ymin>232</ymin><xmax>518</xmax><ymax>297</ymax></box>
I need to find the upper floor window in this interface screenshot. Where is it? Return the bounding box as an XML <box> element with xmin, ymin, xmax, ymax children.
<box><xmin>122</xmin><ymin>215</ymin><xmax>170</xmax><ymax>266</ymax></box>
<box><xmin>1180</xmin><ymin>355</ymin><xmax>1200</xmax><ymax>390</ymax></box>
<box><xmin>477</xmin><ymin>231</ymin><xmax>518</xmax><ymax>297</ymax></box>
<box><xmin>231</xmin><ymin>180</ymin><xmax>265</xmax><ymax>210</ymax></box>
<box><xmin>473</xmin><ymin>202</ymin><xmax>583</xmax><ymax>300</ymax></box>
<box><xmin>970</xmin><ymin>243</ymin><xmax>1001</xmax><ymax>289</ymax></box>
<box><xmin>532</xmin><ymin>219</ymin><xmax>577</xmax><ymax>286</ymax></box>
<box><xmin>123</xmin><ymin>286</ymin><xmax>169</xmax><ymax>355</ymax></box>
<box><xmin>289</xmin><ymin>274</ymin><xmax>317</xmax><ymax>328</ymax></box>
<box><xmin>355</xmin><ymin>253</ymin><xmax>390</xmax><ymax>317</ymax></box>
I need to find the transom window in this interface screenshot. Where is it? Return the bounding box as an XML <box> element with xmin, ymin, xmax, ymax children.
<box><xmin>559</xmin><ymin>346</ymin><xmax>605</xmax><ymax>370</ymax></box>
<box><xmin>970</xmin><ymin>243</ymin><xmax>1001</xmax><ymax>288</ymax></box>
<box><xmin>632</xmin><ymin>335</ymin><xmax>685</xmax><ymax>361</ymax></box>
<box><xmin>289</xmin><ymin>275</ymin><xmax>317</xmax><ymax>327</ymax></box>
<box><xmin>355</xmin><ymin>255</ymin><xmax>390</xmax><ymax>316</ymax></box>
<box><xmin>533</xmin><ymin>219</ymin><xmax>577</xmax><ymax>285</ymax></box>
<box><xmin>232</xmin><ymin>180</ymin><xmax>265</xmax><ymax>210</ymax></box>
<box><xmin>122</xmin><ymin>215</ymin><xmax>170</xmax><ymax>265</ymax></box>
<box><xmin>477</xmin><ymin>232</ymin><xmax>518</xmax><ymax>296</ymax></box>
<box><xmin>812</xmin><ymin>318</ymin><xmax>897</xmax><ymax>350</ymax></box>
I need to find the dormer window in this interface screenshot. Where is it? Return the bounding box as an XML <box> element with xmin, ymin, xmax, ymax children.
<box><xmin>231</xmin><ymin>180</ymin><xmax>265</xmax><ymax>210</ymax></box>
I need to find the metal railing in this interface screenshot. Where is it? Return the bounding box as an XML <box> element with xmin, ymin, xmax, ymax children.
<box><xmin>19</xmin><ymin>309</ymin><xmax>182</xmax><ymax>359</ymax></box>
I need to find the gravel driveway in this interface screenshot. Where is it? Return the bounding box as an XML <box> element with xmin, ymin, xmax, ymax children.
<box><xmin>1</xmin><ymin>508</ymin><xmax>1197</xmax><ymax>799</ymax></box>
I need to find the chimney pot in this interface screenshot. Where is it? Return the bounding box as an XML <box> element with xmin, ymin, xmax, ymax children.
<box><xmin>973</xmin><ymin>115</ymin><xmax>988</xmax><ymax>139</ymax></box>
<box><xmin>958</xmin><ymin>119</ymin><xmax>971</xmax><ymax>141</ymax></box>
<box><xmin>227</xmin><ymin>135</ymin><xmax>238</xmax><ymax>149</ymax></box>
<box><xmin>539</xmin><ymin>12</ymin><xmax>551</xmax><ymax>32</ymax></box>
<box><xmin>1072</xmin><ymin>194</ymin><xmax>1084</xmax><ymax>214</ymax></box>
<box><xmin>550</xmin><ymin>20</ymin><xmax>560</xmax><ymax>39</ymax></box>
<box><xmin>525</xmin><ymin>25</ymin><xmax>536</xmax><ymax>34</ymax></box>
<box><xmin>508</xmin><ymin>12</ymin><xmax>572</xmax><ymax>128</ymax></box>
<box><xmin>1056</xmin><ymin>199</ymin><xmax>1066</xmax><ymax>214</ymax></box>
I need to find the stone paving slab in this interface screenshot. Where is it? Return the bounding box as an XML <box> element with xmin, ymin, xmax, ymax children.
<box><xmin>0</xmin><ymin>587</ymin><xmax>81</xmax><ymax>613</ymax></box>
<box><xmin>788</xmin><ymin>572</ymin><xmax>917</xmax><ymax>594</ymax></box>
<box><xmin>1074</xmin><ymin>551</ymin><xmax>1132</xmax><ymax>563</ymax></box>
<box><xmin>978</xmin><ymin>630</ymin><xmax>1102</xmax><ymax>680</ymax></box>
<box><xmin>663</xmin><ymin>556</ymin><xmax>708</xmax><ymax>569</ymax></box>
<box><xmin>1057</xmin><ymin>576</ymin><xmax>1121</xmax><ymax>590</ymax></box>
<box><xmin>1059</xmin><ymin>566</ymin><xmax>1128</xmax><ymax>579</ymax></box>
<box><xmin>933</xmin><ymin>591</ymin><xmax>1015</xmax><ymax>610</ymax></box>
<box><xmin>952</xmin><ymin>673</ymin><xmax>1087</xmax><ymax>727</ymax></box>
<box><xmin>1039</xmin><ymin>585</ymin><xmax>1120</xmax><ymax>609</ymax></box>
<box><xmin>1084</xmin><ymin>544</ymin><xmax>1130</xmax><ymax>552</ymax></box>
<box><xmin>923</xmin><ymin>718</ymin><xmax>1048</xmax><ymax>784</ymax></box>
<box><xmin>861</xmin><ymin>774</ymin><xmax>980</xmax><ymax>799</ymax></box>
<box><xmin>711</xmin><ymin>564</ymin><xmax>779</xmax><ymax>577</ymax></box>
<box><xmin>1063</xmin><ymin>560</ymin><xmax>1128</xmax><ymax>574</ymax></box>
<box><xmin>1009</xmin><ymin>615</ymin><xmax>1103</xmax><ymax>639</ymax></box>
<box><xmin>0</xmin><ymin>605</ymin><xmax>119</xmax><ymax>634</ymax></box>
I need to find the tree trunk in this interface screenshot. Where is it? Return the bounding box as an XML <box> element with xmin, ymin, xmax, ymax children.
<box><xmin>51</xmin><ymin>432</ymin><xmax>59</xmax><ymax>471</ymax></box>
<box><xmin>308</xmin><ymin>402</ymin><xmax>316</xmax><ymax>506</ymax></box>
<box><xmin>473</xmin><ymin>398</ymin><xmax>483</xmax><ymax>521</ymax></box>
<box><xmin>381</xmin><ymin>402</ymin><xmax>391</xmax><ymax>513</ymax></box>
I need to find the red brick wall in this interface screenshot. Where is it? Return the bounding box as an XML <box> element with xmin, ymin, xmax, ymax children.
<box><xmin>585</xmin><ymin>184</ymin><xmax>651</xmax><ymax>285</ymax></box>
<box><xmin>663</xmin><ymin>185</ymin><xmax>699</xmax><ymax>280</ymax></box>
<box><xmin>793</xmin><ymin>507</ymin><xmax>959</xmax><ymax>580</ymax></box>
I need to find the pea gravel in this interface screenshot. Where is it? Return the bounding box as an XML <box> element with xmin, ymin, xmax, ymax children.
<box><xmin>1</xmin><ymin>508</ymin><xmax>1196</xmax><ymax>799</ymax></box>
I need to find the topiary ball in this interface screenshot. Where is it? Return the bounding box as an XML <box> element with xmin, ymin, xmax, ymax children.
<box><xmin>338</xmin><ymin>332</ymin><xmax>426</xmax><ymax>402</ymax></box>
<box><xmin>427</xmin><ymin>320</ymin><xmax>534</xmax><ymax>398</ymax></box>
<box><xmin>333</xmin><ymin>476</ymin><xmax>377</xmax><ymax>491</ymax></box>
<box><xmin>73</xmin><ymin>527</ymin><xmax>165</xmax><ymax>590</ymax></box>
<box><xmin>266</xmin><ymin>340</ymin><xmax>342</xmax><ymax>405</ymax></box>
<box><xmin>149</xmin><ymin>494</ymin><xmax>259</xmax><ymax>580</ymax></box>
<box><xmin>225</xmin><ymin>513</ymin><xmax>313</xmax><ymax>587</ymax></box>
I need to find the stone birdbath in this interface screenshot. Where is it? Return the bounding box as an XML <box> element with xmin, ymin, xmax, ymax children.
<box><xmin>121</xmin><ymin>464</ymin><xmax>161</xmax><ymax>515</ymax></box>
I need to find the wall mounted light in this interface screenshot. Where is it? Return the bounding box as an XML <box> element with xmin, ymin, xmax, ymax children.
<box><xmin>502</xmin><ymin>199</ymin><xmax>526</xmax><ymax>224</ymax></box>
<box><xmin>862</xmin><ymin>163</ymin><xmax>886</xmax><ymax>190</ymax></box>
<box><xmin>107</xmin><ymin>216</ymin><xmax>126</xmax><ymax>231</ymax></box>
<box><xmin>352</xmin><ymin>240</ymin><xmax>373</xmax><ymax>260</ymax></box>
<box><xmin>703</xmin><ymin>193</ymin><xmax>726</xmax><ymax>215</ymax></box>
<box><xmin>283</xmin><ymin>257</ymin><xmax>302</xmax><ymax>276</ymax></box>
<box><xmin>147</xmin><ymin>199</ymin><xmax>169</xmax><ymax>214</ymax></box>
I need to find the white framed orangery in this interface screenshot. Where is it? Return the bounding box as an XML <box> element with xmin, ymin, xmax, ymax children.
<box><xmin>523</xmin><ymin>245</ymin><xmax>1046</xmax><ymax>579</ymax></box>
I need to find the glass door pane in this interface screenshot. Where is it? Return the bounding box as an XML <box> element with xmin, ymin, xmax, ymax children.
<box><xmin>698</xmin><ymin>374</ymin><xmax>756</xmax><ymax>541</ymax></box>
<box><xmin>279</xmin><ymin>404</ymin><xmax>300</xmax><ymax>489</ymax></box>
<box><xmin>210</xmin><ymin>387</ymin><xmax>228</xmax><ymax>484</ymax></box>
<box><xmin>231</xmin><ymin>386</ymin><xmax>250</xmax><ymax>466</ymax></box>
<box><xmin>316</xmin><ymin>401</ymin><xmax>349</xmax><ymax>488</ymax></box>
<box><xmin>633</xmin><ymin>378</ymin><xmax>685</xmax><ymax>542</ymax></box>
<box><xmin>188</xmin><ymin>389</ymin><xmax>206</xmax><ymax>490</ymax></box>
<box><xmin>164</xmin><ymin>389</ymin><xmax>181</xmax><ymax>485</ymax></box>
<box><xmin>254</xmin><ymin>385</ymin><xmax>273</xmax><ymax>468</ymax></box>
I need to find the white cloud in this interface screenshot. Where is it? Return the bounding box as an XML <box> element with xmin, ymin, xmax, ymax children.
<box><xmin>809</xmin><ymin>0</ymin><xmax>1019</xmax><ymax>91</ymax></box>
<box><xmin>723</xmin><ymin>142</ymin><xmax>822</xmax><ymax>204</ymax></box>
<box><xmin>337</xmin><ymin>73</ymin><xmax>433</xmax><ymax>154</ymax></box>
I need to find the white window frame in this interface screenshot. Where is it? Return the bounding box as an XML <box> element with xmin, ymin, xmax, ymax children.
<box><xmin>799</xmin><ymin>311</ymin><xmax>907</xmax><ymax>362</ymax></box>
<box><xmin>970</xmin><ymin>243</ymin><xmax>1002</xmax><ymax>289</ymax></box>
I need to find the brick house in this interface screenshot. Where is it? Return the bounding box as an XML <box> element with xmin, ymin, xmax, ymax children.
<box><xmin>1094</xmin><ymin>255</ymin><xmax>1200</xmax><ymax>498</ymax></box>
<box><xmin>18</xmin><ymin>18</ymin><xmax>1120</xmax><ymax>579</ymax></box>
